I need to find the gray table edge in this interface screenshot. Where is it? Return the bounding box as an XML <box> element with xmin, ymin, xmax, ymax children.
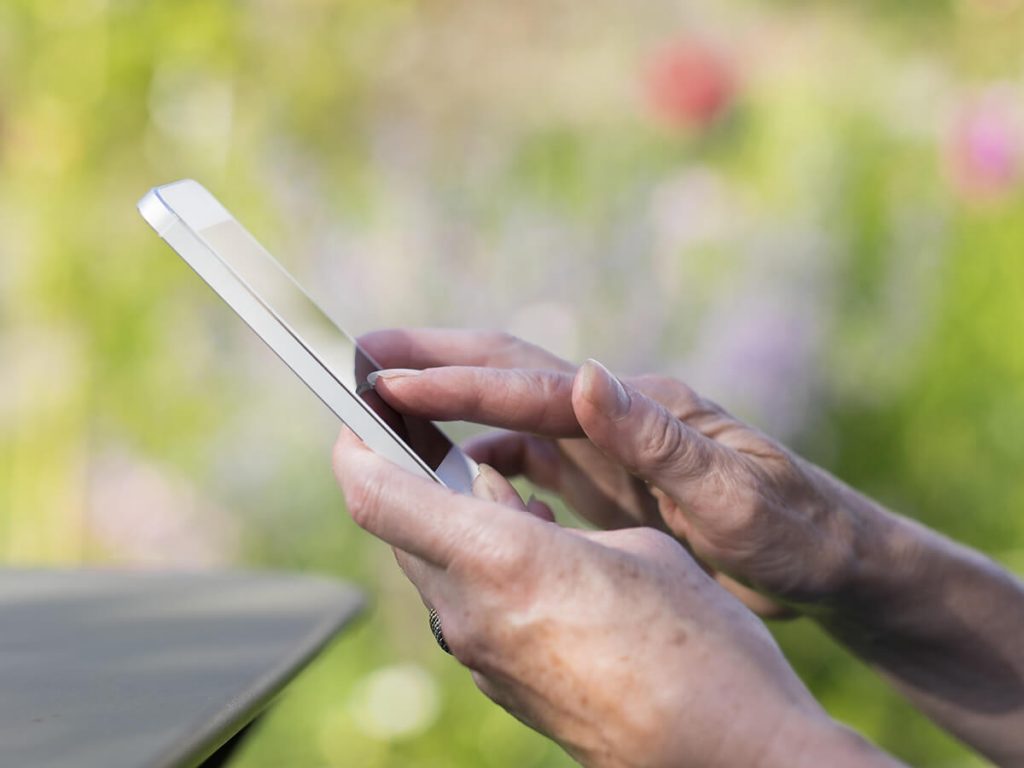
<box><xmin>150</xmin><ymin>572</ymin><xmax>365</xmax><ymax>768</ymax></box>
<box><xmin>0</xmin><ymin>568</ymin><xmax>365</xmax><ymax>768</ymax></box>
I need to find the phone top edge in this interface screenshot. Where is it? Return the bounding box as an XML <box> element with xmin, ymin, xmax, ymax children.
<box><xmin>137</xmin><ymin>188</ymin><xmax>179</xmax><ymax>237</ymax></box>
<box><xmin>140</xmin><ymin>180</ymin><xmax>233</xmax><ymax>233</ymax></box>
<box><xmin>137</xmin><ymin>179</ymin><xmax>475</xmax><ymax>492</ymax></box>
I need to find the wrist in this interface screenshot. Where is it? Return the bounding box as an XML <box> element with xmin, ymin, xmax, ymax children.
<box><xmin>765</xmin><ymin>460</ymin><xmax>885</xmax><ymax>615</ymax></box>
<box><xmin>790</xmin><ymin>462</ymin><xmax>911</xmax><ymax>620</ymax></box>
<box><xmin>802</xmin><ymin>467</ymin><xmax>1012</xmax><ymax>651</ymax></box>
<box><xmin>764</xmin><ymin>711</ymin><xmax>906</xmax><ymax>768</ymax></box>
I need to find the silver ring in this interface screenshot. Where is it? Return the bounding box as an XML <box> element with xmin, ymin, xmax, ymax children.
<box><xmin>427</xmin><ymin>607</ymin><xmax>452</xmax><ymax>655</ymax></box>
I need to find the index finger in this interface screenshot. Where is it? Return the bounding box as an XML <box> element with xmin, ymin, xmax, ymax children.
<box><xmin>332</xmin><ymin>427</ymin><xmax>539</xmax><ymax>567</ymax></box>
<box><xmin>369</xmin><ymin>365</ymin><xmax>705</xmax><ymax>437</ymax></box>
<box><xmin>357</xmin><ymin>328</ymin><xmax>574</xmax><ymax>372</ymax></box>
<box><xmin>372</xmin><ymin>366</ymin><xmax>584</xmax><ymax>436</ymax></box>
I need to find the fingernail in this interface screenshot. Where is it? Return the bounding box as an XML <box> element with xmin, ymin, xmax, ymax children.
<box><xmin>366</xmin><ymin>369</ymin><xmax>421</xmax><ymax>387</ymax></box>
<box><xmin>472</xmin><ymin>463</ymin><xmax>503</xmax><ymax>502</ymax></box>
<box><xmin>582</xmin><ymin>359</ymin><xmax>630</xmax><ymax>420</ymax></box>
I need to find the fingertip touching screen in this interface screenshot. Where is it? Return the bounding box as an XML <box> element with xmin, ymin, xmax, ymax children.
<box><xmin>197</xmin><ymin>219</ymin><xmax>454</xmax><ymax>473</ymax></box>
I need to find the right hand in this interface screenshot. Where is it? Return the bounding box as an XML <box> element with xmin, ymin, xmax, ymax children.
<box><xmin>359</xmin><ymin>329</ymin><xmax>879</xmax><ymax>616</ymax></box>
<box><xmin>332</xmin><ymin>425</ymin><xmax>902</xmax><ymax>768</ymax></box>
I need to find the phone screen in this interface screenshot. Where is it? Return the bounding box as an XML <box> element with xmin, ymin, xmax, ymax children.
<box><xmin>198</xmin><ymin>220</ymin><xmax>453</xmax><ymax>471</ymax></box>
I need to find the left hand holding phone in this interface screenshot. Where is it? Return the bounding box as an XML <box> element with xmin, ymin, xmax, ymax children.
<box><xmin>331</xmin><ymin>425</ymin><xmax>902</xmax><ymax>768</ymax></box>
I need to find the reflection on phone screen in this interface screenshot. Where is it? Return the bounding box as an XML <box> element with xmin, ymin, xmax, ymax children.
<box><xmin>199</xmin><ymin>218</ymin><xmax>456</xmax><ymax>473</ymax></box>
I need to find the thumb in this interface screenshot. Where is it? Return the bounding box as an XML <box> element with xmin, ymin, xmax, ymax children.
<box><xmin>473</xmin><ymin>464</ymin><xmax>557</xmax><ymax>523</ymax></box>
<box><xmin>571</xmin><ymin>359</ymin><xmax>717</xmax><ymax>494</ymax></box>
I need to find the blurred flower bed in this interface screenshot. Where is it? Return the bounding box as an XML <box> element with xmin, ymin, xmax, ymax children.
<box><xmin>1</xmin><ymin>0</ymin><xmax>1023</xmax><ymax>765</ymax></box>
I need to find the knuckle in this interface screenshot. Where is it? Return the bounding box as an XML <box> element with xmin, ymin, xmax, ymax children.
<box><xmin>344</xmin><ymin>471</ymin><xmax>385</xmax><ymax>532</ymax></box>
<box><xmin>472</xmin><ymin>536</ymin><xmax>529</xmax><ymax>579</ymax></box>
<box><xmin>697</xmin><ymin>395</ymin><xmax>727</xmax><ymax>415</ymax></box>
<box><xmin>670</xmin><ymin>387</ymin><xmax>706</xmax><ymax>419</ymax></box>
<box><xmin>490</xmin><ymin>330</ymin><xmax>523</xmax><ymax>352</ymax></box>
<box><xmin>639</xmin><ymin>374</ymin><xmax>683</xmax><ymax>397</ymax></box>
<box><xmin>497</xmin><ymin>369</ymin><xmax>558</xmax><ymax>423</ymax></box>
<box><xmin>638</xmin><ymin>415</ymin><xmax>686</xmax><ymax>465</ymax></box>
<box><xmin>468</xmin><ymin>376</ymin><xmax>489</xmax><ymax>414</ymax></box>
<box><xmin>506</xmin><ymin>368</ymin><xmax>536</xmax><ymax>396</ymax></box>
<box><xmin>643</xmin><ymin>416</ymin><xmax>711</xmax><ymax>479</ymax></box>
<box><xmin>639</xmin><ymin>528</ymin><xmax>693</xmax><ymax>564</ymax></box>
<box><xmin>534</xmin><ymin>370</ymin><xmax>564</xmax><ymax>399</ymax></box>
<box><xmin>492</xmin><ymin>540</ymin><xmax>534</xmax><ymax>577</ymax></box>
<box><xmin>631</xmin><ymin>375</ymin><xmax>705</xmax><ymax>417</ymax></box>
<box><xmin>458</xmin><ymin>527</ymin><xmax>539</xmax><ymax>588</ymax></box>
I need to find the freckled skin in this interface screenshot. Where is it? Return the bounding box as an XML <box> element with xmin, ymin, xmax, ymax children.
<box><xmin>334</xmin><ymin>428</ymin><xmax>900</xmax><ymax>767</ymax></box>
<box><xmin>331</xmin><ymin>328</ymin><xmax>1024</xmax><ymax>765</ymax></box>
<box><xmin>358</xmin><ymin>329</ymin><xmax>1024</xmax><ymax>765</ymax></box>
<box><xmin>456</xmin><ymin>529</ymin><xmax>823</xmax><ymax>767</ymax></box>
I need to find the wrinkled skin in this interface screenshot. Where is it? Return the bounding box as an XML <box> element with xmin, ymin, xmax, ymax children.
<box><xmin>351</xmin><ymin>329</ymin><xmax>1024</xmax><ymax>767</ymax></box>
<box><xmin>332</xmin><ymin>428</ymin><xmax>896</xmax><ymax>768</ymax></box>
<box><xmin>358</xmin><ymin>329</ymin><xmax>866</xmax><ymax>618</ymax></box>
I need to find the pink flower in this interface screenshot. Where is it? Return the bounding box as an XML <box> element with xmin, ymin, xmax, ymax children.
<box><xmin>946</xmin><ymin>87</ymin><xmax>1022</xmax><ymax>202</ymax></box>
<box><xmin>644</xmin><ymin>41</ymin><xmax>735</xmax><ymax>131</ymax></box>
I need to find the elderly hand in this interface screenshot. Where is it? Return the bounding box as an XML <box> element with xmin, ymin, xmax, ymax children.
<box><xmin>332</xmin><ymin>427</ymin><xmax>899</xmax><ymax>768</ymax></box>
<box><xmin>354</xmin><ymin>328</ymin><xmax>1024</xmax><ymax>765</ymax></box>
<box><xmin>358</xmin><ymin>329</ymin><xmax>875</xmax><ymax>617</ymax></box>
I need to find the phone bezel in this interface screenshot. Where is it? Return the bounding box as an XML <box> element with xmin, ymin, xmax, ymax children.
<box><xmin>138</xmin><ymin>179</ymin><xmax>476</xmax><ymax>494</ymax></box>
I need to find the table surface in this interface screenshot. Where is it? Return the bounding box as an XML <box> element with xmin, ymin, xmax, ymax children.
<box><xmin>0</xmin><ymin>569</ymin><xmax>364</xmax><ymax>768</ymax></box>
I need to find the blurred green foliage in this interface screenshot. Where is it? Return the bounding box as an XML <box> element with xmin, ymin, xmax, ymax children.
<box><xmin>2</xmin><ymin>0</ymin><xmax>1024</xmax><ymax>765</ymax></box>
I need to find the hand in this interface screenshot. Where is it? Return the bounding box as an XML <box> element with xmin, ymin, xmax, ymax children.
<box><xmin>357</xmin><ymin>329</ymin><xmax>1024</xmax><ymax>765</ymax></box>
<box><xmin>359</xmin><ymin>329</ymin><xmax>868</xmax><ymax>615</ymax></box>
<box><xmin>332</xmin><ymin>428</ymin><xmax>899</xmax><ymax>768</ymax></box>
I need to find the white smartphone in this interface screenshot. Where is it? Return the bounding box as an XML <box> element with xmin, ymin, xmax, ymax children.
<box><xmin>137</xmin><ymin>179</ymin><xmax>478</xmax><ymax>494</ymax></box>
